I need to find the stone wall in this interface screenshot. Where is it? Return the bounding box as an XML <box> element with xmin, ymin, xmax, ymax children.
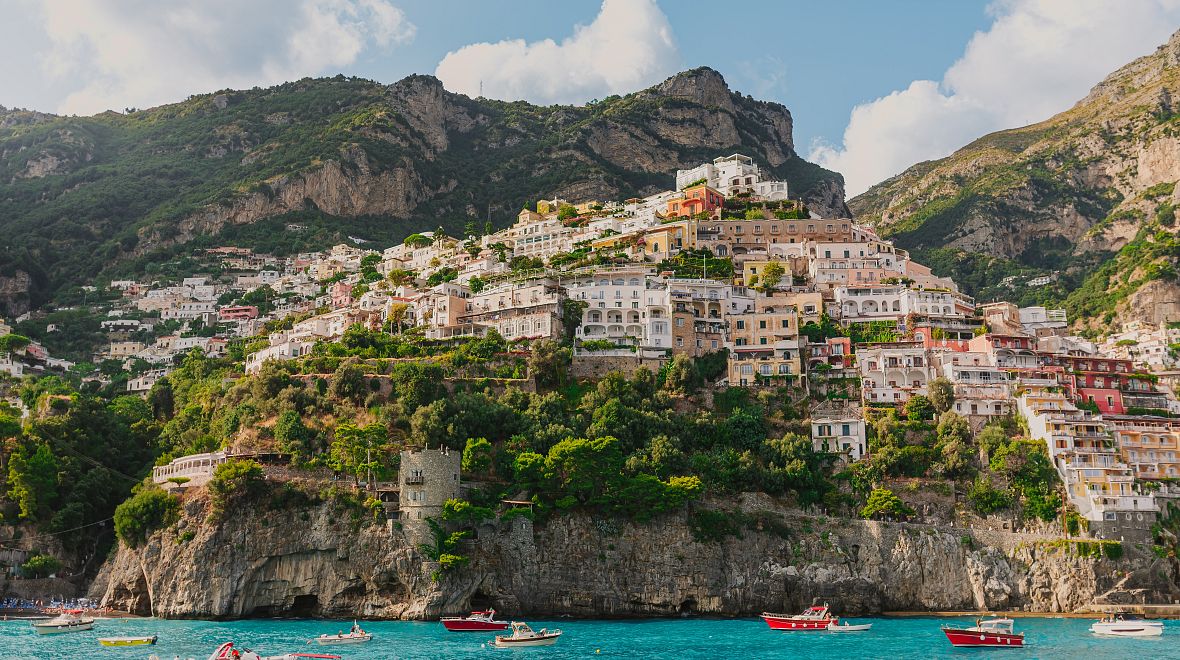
<box><xmin>570</xmin><ymin>355</ymin><xmax>667</xmax><ymax>380</ymax></box>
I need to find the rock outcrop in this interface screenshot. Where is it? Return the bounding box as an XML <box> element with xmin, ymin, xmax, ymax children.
<box><xmin>93</xmin><ymin>491</ymin><xmax>1179</xmax><ymax>619</ymax></box>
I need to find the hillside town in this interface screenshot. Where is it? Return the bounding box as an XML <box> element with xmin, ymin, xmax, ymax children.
<box><xmin>3</xmin><ymin>153</ymin><xmax>1179</xmax><ymax>544</ymax></box>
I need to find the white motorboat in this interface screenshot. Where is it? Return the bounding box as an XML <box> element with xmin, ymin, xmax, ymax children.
<box><xmin>309</xmin><ymin>621</ymin><xmax>372</xmax><ymax>645</ymax></box>
<box><xmin>827</xmin><ymin>621</ymin><xmax>873</xmax><ymax>632</ymax></box>
<box><xmin>493</xmin><ymin>621</ymin><xmax>562</xmax><ymax>648</ymax></box>
<box><xmin>206</xmin><ymin>641</ymin><xmax>342</xmax><ymax>660</ymax></box>
<box><xmin>31</xmin><ymin>610</ymin><xmax>94</xmax><ymax>635</ymax></box>
<box><xmin>1090</xmin><ymin>614</ymin><xmax>1164</xmax><ymax>637</ymax></box>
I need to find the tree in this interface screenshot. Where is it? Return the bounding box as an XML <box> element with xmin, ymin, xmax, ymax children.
<box><xmin>20</xmin><ymin>553</ymin><xmax>62</xmax><ymax>578</ymax></box>
<box><xmin>967</xmin><ymin>475</ymin><xmax>1011</xmax><ymax>515</ymax></box>
<box><xmin>528</xmin><ymin>340</ymin><xmax>571</xmax><ymax>389</ymax></box>
<box><xmin>442</xmin><ymin>498</ymin><xmax>494</xmax><ymax>524</ymax></box>
<box><xmin>275</xmin><ymin>411</ymin><xmax>316</xmax><ymax>462</ymax></box>
<box><xmin>209</xmin><ymin>459</ymin><xmax>265</xmax><ymax>512</ymax></box>
<box><xmin>0</xmin><ymin>334</ymin><xmax>31</xmax><ymax>354</ymax></box>
<box><xmin>903</xmin><ymin>394</ymin><xmax>935</xmax><ymax>421</ymax></box>
<box><xmin>544</xmin><ymin>436</ymin><xmax>623</xmax><ymax>504</ymax></box>
<box><xmin>761</xmin><ymin>261</ymin><xmax>785</xmax><ymax>290</ymax></box>
<box><xmin>7</xmin><ymin>440</ymin><xmax>58</xmax><ymax>520</ymax></box>
<box><xmin>557</xmin><ymin>205</ymin><xmax>577</xmax><ymax>220</ymax></box>
<box><xmin>403</xmin><ymin>233</ymin><xmax>432</xmax><ymax>248</ymax></box>
<box><xmin>388</xmin><ymin>303</ymin><xmax>410</xmax><ymax>333</ymax></box>
<box><xmin>328</xmin><ymin>359</ymin><xmax>368</xmax><ymax>404</ymax></box>
<box><xmin>935</xmin><ymin>411</ymin><xmax>974</xmax><ymax>478</ymax></box>
<box><xmin>860</xmin><ymin>487</ymin><xmax>914</xmax><ymax>520</ymax></box>
<box><xmin>462</xmin><ymin>437</ymin><xmax>493</xmax><ymax>475</ymax></box>
<box><xmin>662</xmin><ymin>354</ymin><xmax>698</xmax><ymax>394</ymax></box>
<box><xmin>468</xmin><ymin>277</ymin><xmax>486</xmax><ymax>294</ymax></box>
<box><xmin>929</xmin><ymin>377</ymin><xmax>955</xmax><ymax>413</ymax></box>
<box><xmin>330</xmin><ymin>422</ymin><xmax>386</xmax><ymax>486</ymax></box>
<box><xmin>113</xmin><ymin>488</ymin><xmax>180</xmax><ymax>547</ymax></box>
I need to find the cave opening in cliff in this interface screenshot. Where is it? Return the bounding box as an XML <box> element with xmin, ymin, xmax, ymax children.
<box><xmin>470</xmin><ymin>589</ymin><xmax>494</xmax><ymax>610</ymax></box>
<box><xmin>289</xmin><ymin>594</ymin><xmax>320</xmax><ymax>617</ymax></box>
<box><xmin>678</xmin><ymin>597</ymin><xmax>697</xmax><ymax>614</ymax></box>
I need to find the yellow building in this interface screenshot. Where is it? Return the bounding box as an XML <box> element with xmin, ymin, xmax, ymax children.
<box><xmin>727</xmin><ymin>297</ymin><xmax>803</xmax><ymax>386</ymax></box>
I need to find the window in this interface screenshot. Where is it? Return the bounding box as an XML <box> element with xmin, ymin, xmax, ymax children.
<box><xmin>759</xmin><ymin>320</ymin><xmax>767</xmax><ymax>329</ymax></box>
<box><xmin>676</xmin><ymin>317</ymin><xmax>684</xmax><ymax>327</ymax></box>
<box><xmin>841</xmin><ymin>424</ymin><xmax>850</xmax><ymax>436</ymax></box>
<box><xmin>741</xmin><ymin>364</ymin><xmax>753</xmax><ymax>375</ymax></box>
<box><xmin>760</xmin><ymin>337</ymin><xmax>768</xmax><ymax>345</ymax></box>
<box><xmin>737</xmin><ymin>320</ymin><xmax>746</xmax><ymax>329</ymax></box>
<box><xmin>760</xmin><ymin>364</ymin><xmax>772</xmax><ymax>375</ymax></box>
<box><xmin>781</xmin><ymin>319</ymin><xmax>790</xmax><ymax>329</ymax></box>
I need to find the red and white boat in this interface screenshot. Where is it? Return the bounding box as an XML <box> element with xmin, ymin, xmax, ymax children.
<box><xmin>440</xmin><ymin>609</ymin><xmax>510</xmax><ymax>632</ymax></box>
<box><xmin>942</xmin><ymin>618</ymin><xmax>1025</xmax><ymax>648</ymax></box>
<box><xmin>760</xmin><ymin>604</ymin><xmax>838</xmax><ymax>630</ymax></box>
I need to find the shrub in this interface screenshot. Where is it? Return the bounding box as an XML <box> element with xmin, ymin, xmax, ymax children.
<box><xmin>209</xmin><ymin>459</ymin><xmax>266</xmax><ymax>513</ymax></box>
<box><xmin>114</xmin><ymin>488</ymin><xmax>180</xmax><ymax>548</ymax></box>
<box><xmin>861</xmin><ymin>488</ymin><xmax>915</xmax><ymax>520</ymax></box>
<box><xmin>21</xmin><ymin>553</ymin><xmax>61</xmax><ymax>578</ymax></box>
<box><xmin>967</xmin><ymin>475</ymin><xmax>1011</xmax><ymax>515</ymax></box>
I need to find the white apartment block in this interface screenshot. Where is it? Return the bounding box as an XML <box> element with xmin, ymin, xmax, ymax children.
<box><xmin>858</xmin><ymin>343</ymin><xmax>932</xmax><ymax>404</ymax></box>
<box><xmin>568</xmin><ymin>270</ymin><xmax>672</xmax><ymax>350</ymax></box>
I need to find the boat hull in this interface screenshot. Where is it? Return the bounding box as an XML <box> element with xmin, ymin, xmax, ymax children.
<box><xmin>314</xmin><ymin>634</ymin><xmax>372</xmax><ymax>645</ymax></box>
<box><xmin>943</xmin><ymin>628</ymin><xmax>1024</xmax><ymax>647</ymax></box>
<box><xmin>1090</xmin><ymin>622</ymin><xmax>1164</xmax><ymax>637</ymax></box>
<box><xmin>442</xmin><ymin>619</ymin><xmax>509</xmax><ymax>631</ymax></box>
<box><xmin>99</xmin><ymin>636</ymin><xmax>157</xmax><ymax>646</ymax></box>
<box><xmin>762</xmin><ymin>615</ymin><xmax>835</xmax><ymax>630</ymax></box>
<box><xmin>827</xmin><ymin>624</ymin><xmax>872</xmax><ymax>632</ymax></box>
<box><xmin>493</xmin><ymin>635</ymin><xmax>560</xmax><ymax>648</ymax></box>
<box><xmin>33</xmin><ymin>621</ymin><xmax>94</xmax><ymax>635</ymax></box>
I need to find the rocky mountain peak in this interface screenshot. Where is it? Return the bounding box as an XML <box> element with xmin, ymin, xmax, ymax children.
<box><xmin>645</xmin><ymin>67</ymin><xmax>736</xmax><ymax>112</ymax></box>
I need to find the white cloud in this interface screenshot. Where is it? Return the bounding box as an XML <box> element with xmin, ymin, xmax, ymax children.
<box><xmin>33</xmin><ymin>0</ymin><xmax>414</xmax><ymax>115</ymax></box>
<box><xmin>434</xmin><ymin>0</ymin><xmax>679</xmax><ymax>105</ymax></box>
<box><xmin>811</xmin><ymin>0</ymin><xmax>1180</xmax><ymax>197</ymax></box>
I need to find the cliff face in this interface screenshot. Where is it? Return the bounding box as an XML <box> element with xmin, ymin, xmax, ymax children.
<box><xmin>850</xmin><ymin>29</ymin><xmax>1180</xmax><ymax>328</ymax></box>
<box><xmin>0</xmin><ymin>69</ymin><xmax>845</xmax><ymax>315</ymax></box>
<box><xmin>92</xmin><ymin>492</ymin><xmax>1178</xmax><ymax>619</ymax></box>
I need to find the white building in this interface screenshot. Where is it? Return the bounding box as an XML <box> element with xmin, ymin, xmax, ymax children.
<box><xmin>568</xmin><ymin>269</ymin><xmax>672</xmax><ymax>350</ymax></box>
<box><xmin>810</xmin><ymin>402</ymin><xmax>867</xmax><ymax>461</ymax></box>
<box><xmin>858</xmin><ymin>342</ymin><xmax>932</xmax><ymax>404</ymax></box>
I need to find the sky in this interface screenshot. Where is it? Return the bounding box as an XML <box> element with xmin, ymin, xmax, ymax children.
<box><xmin>1</xmin><ymin>0</ymin><xmax>1178</xmax><ymax>196</ymax></box>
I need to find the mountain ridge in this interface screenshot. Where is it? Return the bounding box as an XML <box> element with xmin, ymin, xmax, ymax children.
<box><xmin>850</xmin><ymin>30</ymin><xmax>1180</xmax><ymax>330</ymax></box>
<box><xmin>0</xmin><ymin>68</ymin><xmax>846</xmax><ymax>316</ymax></box>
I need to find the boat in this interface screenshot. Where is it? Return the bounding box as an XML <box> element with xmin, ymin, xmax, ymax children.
<box><xmin>206</xmin><ymin>642</ymin><xmax>342</xmax><ymax>660</ymax></box>
<box><xmin>492</xmin><ymin>621</ymin><xmax>562</xmax><ymax>648</ymax></box>
<box><xmin>941</xmin><ymin>618</ymin><xmax>1025</xmax><ymax>648</ymax></box>
<box><xmin>1090</xmin><ymin>613</ymin><xmax>1164</xmax><ymax>637</ymax></box>
<box><xmin>441</xmin><ymin>609</ymin><xmax>510</xmax><ymax>631</ymax></box>
<box><xmin>31</xmin><ymin>610</ymin><xmax>95</xmax><ymax>635</ymax></box>
<box><xmin>99</xmin><ymin>635</ymin><xmax>159</xmax><ymax>646</ymax></box>
<box><xmin>760</xmin><ymin>604</ymin><xmax>838</xmax><ymax>630</ymax></box>
<box><xmin>309</xmin><ymin>621</ymin><xmax>372</xmax><ymax>645</ymax></box>
<box><xmin>827</xmin><ymin>621</ymin><xmax>872</xmax><ymax>632</ymax></box>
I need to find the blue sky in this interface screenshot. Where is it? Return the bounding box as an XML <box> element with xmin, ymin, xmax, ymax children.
<box><xmin>2</xmin><ymin>0</ymin><xmax>1178</xmax><ymax>194</ymax></box>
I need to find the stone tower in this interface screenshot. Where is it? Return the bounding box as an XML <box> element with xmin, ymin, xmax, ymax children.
<box><xmin>398</xmin><ymin>446</ymin><xmax>461</xmax><ymax>543</ymax></box>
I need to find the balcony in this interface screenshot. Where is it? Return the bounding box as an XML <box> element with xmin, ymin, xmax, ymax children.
<box><xmin>404</xmin><ymin>475</ymin><xmax>425</xmax><ymax>485</ymax></box>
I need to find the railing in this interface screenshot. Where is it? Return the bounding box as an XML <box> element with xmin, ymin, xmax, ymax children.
<box><xmin>404</xmin><ymin>475</ymin><xmax>425</xmax><ymax>485</ymax></box>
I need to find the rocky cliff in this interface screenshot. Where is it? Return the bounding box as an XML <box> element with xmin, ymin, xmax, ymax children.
<box><xmin>851</xmin><ymin>29</ymin><xmax>1180</xmax><ymax>328</ymax></box>
<box><xmin>92</xmin><ymin>491</ymin><xmax>1178</xmax><ymax>619</ymax></box>
<box><xmin>0</xmin><ymin>69</ymin><xmax>845</xmax><ymax>315</ymax></box>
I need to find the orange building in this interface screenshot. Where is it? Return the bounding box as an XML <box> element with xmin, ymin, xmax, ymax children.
<box><xmin>666</xmin><ymin>184</ymin><xmax>724</xmax><ymax>219</ymax></box>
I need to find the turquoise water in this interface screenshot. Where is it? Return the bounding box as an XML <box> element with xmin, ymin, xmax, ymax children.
<box><xmin>2</xmin><ymin>616</ymin><xmax>1178</xmax><ymax>659</ymax></box>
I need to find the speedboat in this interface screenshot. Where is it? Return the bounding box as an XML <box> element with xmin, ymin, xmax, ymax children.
<box><xmin>492</xmin><ymin>621</ymin><xmax>562</xmax><ymax>648</ymax></box>
<box><xmin>441</xmin><ymin>609</ymin><xmax>509</xmax><ymax>631</ymax></box>
<box><xmin>99</xmin><ymin>635</ymin><xmax>158</xmax><ymax>646</ymax></box>
<box><xmin>1090</xmin><ymin>614</ymin><xmax>1164</xmax><ymax>637</ymax></box>
<box><xmin>942</xmin><ymin>618</ymin><xmax>1024</xmax><ymax>648</ymax></box>
<box><xmin>761</xmin><ymin>604</ymin><xmax>838</xmax><ymax>630</ymax></box>
<box><xmin>206</xmin><ymin>642</ymin><xmax>342</xmax><ymax>660</ymax></box>
<box><xmin>310</xmin><ymin>621</ymin><xmax>372</xmax><ymax>645</ymax></box>
<box><xmin>827</xmin><ymin>621</ymin><xmax>872</xmax><ymax>632</ymax></box>
<box><xmin>31</xmin><ymin>610</ymin><xmax>94</xmax><ymax>634</ymax></box>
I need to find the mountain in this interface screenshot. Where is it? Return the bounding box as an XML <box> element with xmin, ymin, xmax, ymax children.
<box><xmin>0</xmin><ymin>68</ymin><xmax>846</xmax><ymax>316</ymax></box>
<box><xmin>851</xmin><ymin>30</ymin><xmax>1180</xmax><ymax>330</ymax></box>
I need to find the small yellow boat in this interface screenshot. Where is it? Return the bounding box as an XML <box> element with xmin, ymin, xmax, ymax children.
<box><xmin>98</xmin><ymin>635</ymin><xmax>158</xmax><ymax>647</ymax></box>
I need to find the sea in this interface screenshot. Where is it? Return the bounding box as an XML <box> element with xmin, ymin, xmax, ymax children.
<box><xmin>2</xmin><ymin>615</ymin><xmax>1177</xmax><ymax>659</ymax></box>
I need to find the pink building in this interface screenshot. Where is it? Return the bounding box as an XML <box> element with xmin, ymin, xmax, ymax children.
<box><xmin>218</xmin><ymin>305</ymin><xmax>259</xmax><ymax>321</ymax></box>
